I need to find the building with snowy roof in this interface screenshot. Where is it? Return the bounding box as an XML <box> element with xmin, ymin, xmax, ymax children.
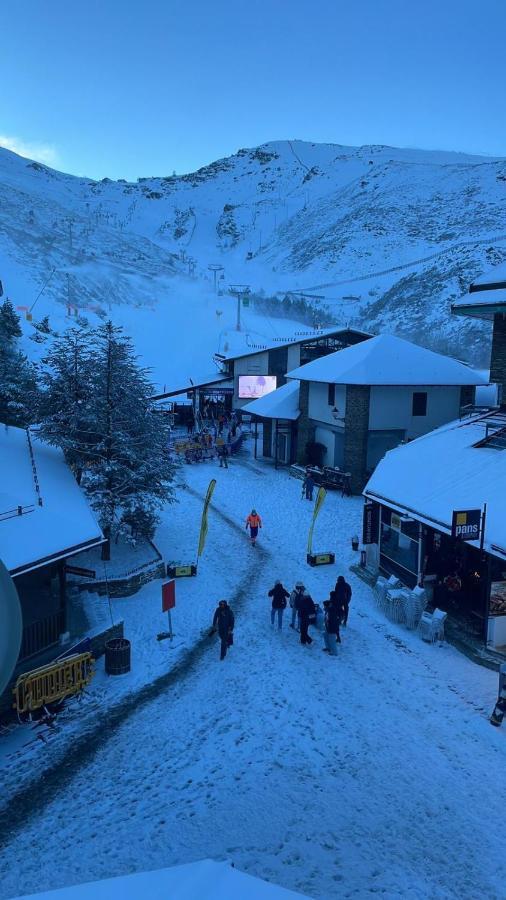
<box><xmin>0</xmin><ymin>424</ymin><xmax>105</xmax><ymax>698</ymax></box>
<box><xmin>13</xmin><ymin>859</ymin><xmax>311</xmax><ymax>900</ymax></box>
<box><xmin>285</xmin><ymin>334</ymin><xmax>487</xmax><ymax>491</ymax></box>
<box><xmin>452</xmin><ymin>262</ymin><xmax>506</xmax><ymax>404</ymax></box>
<box><xmin>363</xmin><ymin>409</ymin><xmax>506</xmax><ymax>651</ymax></box>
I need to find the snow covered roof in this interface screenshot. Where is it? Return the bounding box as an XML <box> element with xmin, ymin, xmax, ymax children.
<box><xmin>0</xmin><ymin>424</ymin><xmax>103</xmax><ymax>576</ymax></box>
<box><xmin>222</xmin><ymin>326</ymin><xmax>372</xmax><ymax>361</ymax></box>
<box><xmin>452</xmin><ymin>263</ymin><xmax>506</xmax><ymax>320</ymax></box>
<box><xmin>152</xmin><ymin>374</ymin><xmax>232</xmax><ymax>400</ymax></box>
<box><xmin>364</xmin><ymin>411</ymin><xmax>506</xmax><ymax>560</ymax></box>
<box><xmin>242</xmin><ymin>381</ymin><xmax>301</xmax><ymax>420</ymax></box>
<box><xmin>286</xmin><ymin>334</ymin><xmax>487</xmax><ymax>386</ymax></box>
<box><xmin>13</xmin><ymin>860</ymin><xmax>311</xmax><ymax>900</ymax></box>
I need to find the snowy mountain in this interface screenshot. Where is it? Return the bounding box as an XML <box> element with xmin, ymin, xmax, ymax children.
<box><xmin>1</xmin><ymin>139</ymin><xmax>506</xmax><ymax>380</ymax></box>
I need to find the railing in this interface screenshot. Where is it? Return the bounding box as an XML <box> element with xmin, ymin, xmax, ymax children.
<box><xmin>0</xmin><ymin>505</ymin><xmax>35</xmax><ymax>522</ymax></box>
<box><xmin>12</xmin><ymin>652</ymin><xmax>95</xmax><ymax>714</ymax></box>
<box><xmin>18</xmin><ymin>611</ymin><xmax>65</xmax><ymax>662</ymax></box>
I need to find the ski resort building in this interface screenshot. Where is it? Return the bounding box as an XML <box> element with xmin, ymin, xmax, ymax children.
<box><xmin>452</xmin><ymin>262</ymin><xmax>506</xmax><ymax>405</ymax></box>
<box><xmin>283</xmin><ymin>335</ymin><xmax>487</xmax><ymax>492</ymax></box>
<box><xmin>363</xmin><ymin>409</ymin><xmax>506</xmax><ymax>651</ymax></box>
<box><xmin>0</xmin><ymin>424</ymin><xmax>106</xmax><ymax>710</ymax></box>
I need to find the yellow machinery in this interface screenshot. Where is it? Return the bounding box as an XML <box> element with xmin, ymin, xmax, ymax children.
<box><xmin>12</xmin><ymin>652</ymin><xmax>95</xmax><ymax>715</ymax></box>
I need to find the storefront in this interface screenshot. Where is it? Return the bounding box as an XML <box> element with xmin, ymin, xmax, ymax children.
<box><xmin>365</xmin><ymin>498</ymin><xmax>506</xmax><ymax>647</ymax></box>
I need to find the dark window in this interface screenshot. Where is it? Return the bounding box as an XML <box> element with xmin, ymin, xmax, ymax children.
<box><xmin>412</xmin><ymin>392</ymin><xmax>427</xmax><ymax>416</ymax></box>
<box><xmin>327</xmin><ymin>383</ymin><xmax>336</xmax><ymax>406</ymax></box>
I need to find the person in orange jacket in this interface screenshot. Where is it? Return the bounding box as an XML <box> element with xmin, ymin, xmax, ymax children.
<box><xmin>245</xmin><ymin>509</ymin><xmax>262</xmax><ymax>546</ymax></box>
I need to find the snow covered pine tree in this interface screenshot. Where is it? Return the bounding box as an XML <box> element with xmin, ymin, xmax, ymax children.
<box><xmin>40</xmin><ymin>320</ymin><xmax>176</xmax><ymax>560</ymax></box>
<box><xmin>0</xmin><ymin>298</ymin><xmax>39</xmax><ymax>426</ymax></box>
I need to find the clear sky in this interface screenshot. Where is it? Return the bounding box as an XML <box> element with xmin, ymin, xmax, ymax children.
<box><xmin>1</xmin><ymin>0</ymin><xmax>504</xmax><ymax>180</ymax></box>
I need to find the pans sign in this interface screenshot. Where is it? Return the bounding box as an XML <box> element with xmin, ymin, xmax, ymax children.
<box><xmin>451</xmin><ymin>509</ymin><xmax>481</xmax><ymax>542</ymax></box>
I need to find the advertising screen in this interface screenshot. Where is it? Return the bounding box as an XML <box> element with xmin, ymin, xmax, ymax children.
<box><xmin>238</xmin><ymin>375</ymin><xmax>277</xmax><ymax>399</ymax></box>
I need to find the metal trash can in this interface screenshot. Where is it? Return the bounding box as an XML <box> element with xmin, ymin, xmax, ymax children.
<box><xmin>104</xmin><ymin>638</ymin><xmax>131</xmax><ymax>675</ymax></box>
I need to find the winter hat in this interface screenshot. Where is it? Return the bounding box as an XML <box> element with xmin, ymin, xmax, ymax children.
<box><xmin>275</xmin><ymin>580</ymin><xmax>281</xmax><ymax>586</ymax></box>
<box><xmin>252</xmin><ymin>509</ymin><xmax>257</xmax><ymax>515</ymax></box>
<box><xmin>295</xmin><ymin>581</ymin><xmax>304</xmax><ymax>589</ymax></box>
<box><xmin>218</xmin><ymin>599</ymin><xmax>227</xmax><ymax>606</ymax></box>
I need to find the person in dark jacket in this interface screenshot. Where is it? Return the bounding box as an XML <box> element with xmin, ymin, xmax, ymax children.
<box><xmin>217</xmin><ymin>443</ymin><xmax>229</xmax><ymax>468</ymax></box>
<box><xmin>299</xmin><ymin>591</ymin><xmax>316</xmax><ymax>645</ymax></box>
<box><xmin>303</xmin><ymin>471</ymin><xmax>315</xmax><ymax>501</ymax></box>
<box><xmin>289</xmin><ymin>581</ymin><xmax>305</xmax><ymax>630</ymax></box>
<box><xmin>334</xmin><ymin>575</ymin><xmax>352</xmax><ymax>626</ymax></box>
<box><xmin>322</xmin><ymin>598</ymin><xmax>341</xmax><ymax>655</ymax></box>
<box><xmin>268</xmin><ymin>580</ymin><xmax>290</xmax><ymax>630</ymax></box>
<box><xmin>211</xmin><ymin>600</ymin><xmax>235</xmax><ymax>660</ymax></box>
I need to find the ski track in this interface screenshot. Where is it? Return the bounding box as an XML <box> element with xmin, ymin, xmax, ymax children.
<box><xmin>0</xmin><ymin>459</ymin><xmax>505</xmax><ymax>900</ymax></box>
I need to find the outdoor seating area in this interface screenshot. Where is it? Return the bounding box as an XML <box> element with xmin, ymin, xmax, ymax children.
<box><xmin>374</xmin><ymin>575</ymin><xmax>431</xmax><ymax>634</ymax></box>
<box><xmin>289</xmin><ymin>464</ymin><xmax>352</xmax><ymax>496</ymax></box>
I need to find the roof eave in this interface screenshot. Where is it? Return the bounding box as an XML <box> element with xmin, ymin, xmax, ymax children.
<box><xmin>10</xmin><ymin>536</ymin><xmax>105</xmax><ymax>578</ymax></box>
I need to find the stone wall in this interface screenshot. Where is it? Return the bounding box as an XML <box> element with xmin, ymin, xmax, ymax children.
<box><xmin>490</xmin><ymin>313</ymin><xmax>506</xmax><ymax>405</ymax></box>
<box><xmin>77</xmin><ymin>560</ymin><xmax>166</xmax><ymax>598</ymax></box>
<box><xmin>296</xmin><ymin>381</ymin><xmax>315</xmax><ymax>464</ymax></box>
<box><xmin>343</xmin><ymin>385</ymin><xmax>371</xmax><ymax>493</ymax></box>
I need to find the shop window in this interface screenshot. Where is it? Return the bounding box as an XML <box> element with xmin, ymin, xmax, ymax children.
<box><xmin>328</xmin><ymin>383</ymin><xmax>336</xmax><ymax>406</ymax></box>
<box><xmin>412</xmin><ymin>392</ymin><xmax>427</xmax><ymax>417</ymax></box>
<box><xmin>380</xmin><ymin>522</ymin><xmax>419</xmax><ymax>576</ymax></box>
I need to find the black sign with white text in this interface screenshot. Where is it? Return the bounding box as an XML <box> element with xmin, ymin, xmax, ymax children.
<box><xmin>451</xmin><ymin>509</ymin><xmax>481</xmax><ymax>542</ymax></box>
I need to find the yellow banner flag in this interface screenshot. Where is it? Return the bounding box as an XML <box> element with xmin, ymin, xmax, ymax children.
<box><xmin>307</xmin><ymin>486</ymin><xmax>327</xmax><ymax>554</ymax></box>
<box><xmin>197</xmin><ymin>479</ymin><xmax>217</xmax><ymax>558</ymax></box>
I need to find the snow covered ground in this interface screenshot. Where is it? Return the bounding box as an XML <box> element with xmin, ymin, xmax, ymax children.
<box><xmin>1</xmin><ymin>442</ymin><xmax>506</xmax><ymax>900</ymax></box>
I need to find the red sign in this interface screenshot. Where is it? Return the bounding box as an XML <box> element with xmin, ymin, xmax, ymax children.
<box><xmin>162</xmin><ymin>580</ymin><xmax>176</xmax><ymax>612</ymax></box>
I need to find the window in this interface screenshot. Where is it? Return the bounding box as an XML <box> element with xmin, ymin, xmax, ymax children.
<box><xmin>412</xmin><ymin>391</ymin><xmax>427</xmax><ymax>417</ymax></box>
<box><xmin>327</xmin><ymin>383</ymin><xmax>336</xmax><ymax>406</ymax></box>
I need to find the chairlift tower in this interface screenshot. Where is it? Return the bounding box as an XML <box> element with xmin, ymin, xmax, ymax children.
<box><xmin>208</xmin><ymin>264</ymin><xmax>224</xmax><ymax>293</ymax></box>
<box><xmin>229</xmin><ymin>284</ymin><xmax>251</xmax><ymax>332</ymax></box>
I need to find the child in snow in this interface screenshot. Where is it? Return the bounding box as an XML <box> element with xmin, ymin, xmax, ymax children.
<box><xmin>245</xmin><ymin>509</ymin><xmax>262</xmax><ymax>546</ymax></box>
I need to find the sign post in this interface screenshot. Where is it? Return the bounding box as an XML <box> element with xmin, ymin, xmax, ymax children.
<box><xmin>161</xmin><ymin>580</ymin><xmax>176</xmax><ymax>640</ymax></box>
<box><xmin>362</xmin><ymin>502</ymin><xmax>379</xmax><ymax>545</ymax></box>
<box><xmin>451</xmin><ymin>508</ymin><xmax>482</xmax><ymax>543</ymax></box>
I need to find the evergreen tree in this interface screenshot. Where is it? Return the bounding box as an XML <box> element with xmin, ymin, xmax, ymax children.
<box><xmin>0</xmin><ymin>343</ymin><xmax>39</xmax><ymax>427</ymax></box>
<box><xmin>84</xmin><ymin>321</ymin><xmax>175</xmax><ymax>559</ymax></box>
<box><xmin>38</xmin><ymin>326</ymin><xmax>95</xmax><ymax>483</ymax></box>
<box><xmin>39</xmin><ymin>321</ymin><xmax>176</xmax><ymax>559</ymax></box>
<box><xmin>0</xmin><ymin>298</ymin><xmax>22</xmax><ymax>340</ymax></box>
<box><xmin>0</xmin><ymin>298</ymin><xmax>38</xmax><ymax>426</ymax></box>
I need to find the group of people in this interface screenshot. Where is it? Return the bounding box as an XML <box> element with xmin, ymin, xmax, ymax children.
<box><xmin>210</xmin><ymin>575</ymin><xmax>352</xmax><ymax>661</ymax></box>
<box><xmin>268</xmin><ymin>575</ymin><xmax>352</xmax><ymax>654</ymax></box>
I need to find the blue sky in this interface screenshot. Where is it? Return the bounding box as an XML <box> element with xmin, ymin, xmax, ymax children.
<box><xmin>1</xmin><ymin>0</ymin><xmax>504</xmax><ymax>180</ymax></box>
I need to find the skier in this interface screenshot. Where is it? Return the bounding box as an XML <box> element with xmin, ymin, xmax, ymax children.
<box><xmin>334</xmin><ymin>575</ymin><xmax>352</xmax><ymax>626</ymax></box>
<box><xmin>289</xmin><ymin>581</ymin><xmax>305</xmax><ymax>630</ymax></box>
<box><xmin>217</xmin><ymin>443</ymin><xmax>229</xmax><ymax>468</ymax></box>
<box><xmin>322</xmin><ymin>598</ymin><xmax>341</xmax><ymax>656</ymax></box>
<box><xmin>245</xmin><ymin>509</ymin><xmax>262</xmax><ymax>546</ymax></box>
<box><xmin>299</xmin><ymin>590</ymin><xmax>316</xmax><ymax>645</ymax></box>
<box><xmin>268</xmin><ymin>580</ymin><xmax>289</xmax><ymax>630</ymax></box>
<box><xmin>211</xmin><ymin>599</ymin><xmax>235</xmax><ymax>661</ymax></box>
<box><xmin>303</xmin><ymin>470</ymin><xmax>315</xmax><ymax>501</ymax></box>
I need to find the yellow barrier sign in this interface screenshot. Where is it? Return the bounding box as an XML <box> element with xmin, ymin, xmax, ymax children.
<box><xmin>12</xmin><ymin>652</ymin><xmax>95</xmax><ymax>714</ymax></box>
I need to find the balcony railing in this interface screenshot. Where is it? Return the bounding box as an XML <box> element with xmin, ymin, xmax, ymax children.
<box><xmin>19</xmin><ymin>611</ymin><xmax>65</xmax><ymax>662</ymax></box>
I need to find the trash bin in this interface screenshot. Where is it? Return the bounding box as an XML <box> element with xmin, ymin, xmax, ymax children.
<box><xmin>351</xmin><ymin>535</ymin><xmax>359</xmax><ymax>551</ymax></box>
<box><xmin>105</xmin><ymin>638</ymin><xmax>131</xmax><ymax>675</ymax></box>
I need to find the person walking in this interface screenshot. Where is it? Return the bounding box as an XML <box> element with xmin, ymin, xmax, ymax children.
<box><xmin>334</xmin><ymin>575</ymin><xmax>352</xmax><ymax>627</ymax></box>
<box><xmin>218</xmin><ymin>443</ymin><xmax>229</xmax><ymax>468</ymax></box>
<box><xmin>303</xmin><ymin>470</ymin><xmax>315</xmax><ymax>501</ymax></box>
<box><xmin>211</xmin><ymin>600</ymin><xmax>235</xmax><ymax>661</ymax></box>
<box><xmin>245</xmin><ymin>509</ymin><xmax>262</xmax><ymax>546</ymax></box>
<box><xmin>322</xmin><ymin>598</ymin><xmax>341</xmax><ymax>656</ymax></box>
<box><xmin>299</xmin><ymin>590</ymin><xmax>316</xmax><ymax>645</ymax></box>
<box><xmin>268</xmin><ymin>580</ymin><xmax>289</xmax><ymax>630</ymax></box>
<box><xmin>289</xmin><ymin>581</ymin><xmax>305</xmax><ymax>630</ymax></box>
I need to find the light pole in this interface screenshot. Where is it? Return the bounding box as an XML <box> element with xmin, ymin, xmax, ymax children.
<box><xmin>208</xmin><ymin>264</ymin><xmax>224</xmax><ymax>293</ymax></box>
<box><xmin>229</xmin><ymin>284</ymin><xmax>251</xmax><ymax>332</ymax></box>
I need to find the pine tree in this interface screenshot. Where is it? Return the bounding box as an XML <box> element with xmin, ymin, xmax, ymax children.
<box><xmin>39</xmin><ymin>320</ymin><xmax>176</xmax><ymax>559</ymax></box>
<box><xmin>0</xmin><ymin>298</ymin><xmax>22</xmax><ymax>340</ymax></box>
<box><xmin>84</xmin><ymin>321</ymin><xmax>175</xmax><ymax>559</ymax></box>
<box><xmin>0</xmin><ymin>342</ymin><xmax>39</xmax><ymax>426</ymax></box>
<box><xmin>38</xmin><ymin>326</ymin><xmax>95</xmax><ymax>482</ymax></box>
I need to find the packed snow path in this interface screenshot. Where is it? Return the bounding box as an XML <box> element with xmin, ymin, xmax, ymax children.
<box><xmin>1</xmin><ymin>458</ymin><xmax>506</xmax><ymax>900</ymax></box>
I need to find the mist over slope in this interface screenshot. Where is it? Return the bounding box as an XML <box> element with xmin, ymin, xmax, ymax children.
<box><xmin>1</xmin><ymin>139</ymin><xmax>505</xmax><ymax>376</ymax></box>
